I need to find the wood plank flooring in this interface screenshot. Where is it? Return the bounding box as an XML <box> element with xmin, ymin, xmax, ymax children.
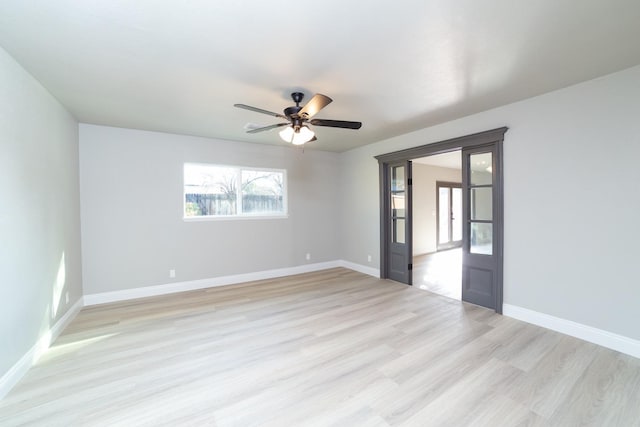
<box><xmin>1</xmin><ymin>268</ymin><xmax>639</xmax><ymax>426</ymax></box>
<box><xmin>413</xmin><ymin>248</ymin><xmax>462</xmax><ymax>300</ymax></box>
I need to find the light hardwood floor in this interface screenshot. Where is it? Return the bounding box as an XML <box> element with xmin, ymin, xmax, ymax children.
<box><xmin>413</xmin><ymin>248</ymin><xmax>462</xmax><ymax>300</ymax></box>
<box><xmin>1</xmin><ymin>268</ymin><xmax>639</xmax><ymax>426</ymax></box>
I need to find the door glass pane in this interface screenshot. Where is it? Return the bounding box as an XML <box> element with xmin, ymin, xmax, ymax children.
<box><xmin>391</xmin><ymin>164</ymin><xmax>406</xmax><ymax>244</ymax></box>
<box><xmin>393</xmin><ymin>218</ymin><xmax>405</xmax><ymax>244</ymax></box>
<box><xmin>470</xmin><ymin>222</ymin><xmax>492</xmax><ymax>255</ymax></box>
<box><xmin>471</xmin><ymin>187</ymin><xmax>492</xmax><ymax>221</ymax></box>
<box><xmin>438</xmin><ymin>187</ymin><xmax>449</xmax><ymax>244</ymax></box>
<box><xmin>470</xmin><ymin>152</ymin><xmax>492</xmax><ymax>186</ymax></box>
<box><xmin>392</xmin><ymin>166</ymin><xmax>405</xmax><ymax>191</ymax></box>
<box><xmin>452</xmin><ymin>187</ymin><xmax>462</xmax><ymax>241</ymax></box>
<box><xmin>392</xmin><ymin>193</ymin><xmax>405</xmax><ymax>217</ymax></box>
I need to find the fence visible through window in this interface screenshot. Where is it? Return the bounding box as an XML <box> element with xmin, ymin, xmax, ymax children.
<box><xmin>184</xmin><ymin>163</ymin><xmax>287</xmax><ymax>218</ymax></box>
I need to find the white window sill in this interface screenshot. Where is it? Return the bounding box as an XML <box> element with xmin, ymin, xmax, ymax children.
<box><xmin>183</xmin><ymin>214</ymin><xmax>289</xmax><ymax>222</ymax></box>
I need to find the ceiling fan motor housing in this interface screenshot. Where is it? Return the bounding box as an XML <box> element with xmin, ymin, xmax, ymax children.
<box><xmin>284</xmin><ymin>105</ymin><xmax>302</xmax><ymax>119</ymax></box>
<box><xmin>284</xmin><ymin>92</ymin><xmax>305</xmax><ymax>123</ymax></box>
<box><xmin>291</xmin><ymin>92</ymin><xmax>304</xmax><ymax>105</ymax></box>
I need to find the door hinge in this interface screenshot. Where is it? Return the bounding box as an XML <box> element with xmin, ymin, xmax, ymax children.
<box><xmin>408</xmin><ymin>178</ymin><xmax>412</xmax><ymax>186</ymax></box>
<box><xmin>408</xmin><ymin>263</ymin><xmax>413</xmax><ymax>271</ymax></box>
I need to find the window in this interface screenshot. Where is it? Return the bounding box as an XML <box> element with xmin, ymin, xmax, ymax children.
<box><xmin>184</xmin><ymin>163</ymin><xmax>287</xmax><ymax>219</ymax></box>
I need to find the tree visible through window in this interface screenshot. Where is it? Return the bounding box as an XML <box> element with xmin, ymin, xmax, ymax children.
<box><xmin>184</xmin><ymin>163</ymin><xmax>286</xmax><ymax>218</ymax></box>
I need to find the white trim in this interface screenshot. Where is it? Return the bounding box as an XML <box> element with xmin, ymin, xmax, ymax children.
<box><xmin>84</xmin><ymin>261</ymin><xmax>343</xmax><ymax>306</ymax></box>
<box><xmin>84</xmin><ymin>261</ymin><xmax>381</xmax><ymax>306</ymax></box>
<box><xmin>0</xmin><ymin>297</ymin><xmax>84</xmax><ymax>400</ymax></box>
<box><xmin>183</xmin><ymin>214</ymin><xmax>289</xmax><ymax>222</ymax></box>
<box><xmin>338</xmin><ymin>260</ymin><xmax>380</xmax><ymax>278</ymax></box>
<box><xmin>503</xmin><ymin>304</ymin><xmax>640</xmax><ymax>359</ymax></box>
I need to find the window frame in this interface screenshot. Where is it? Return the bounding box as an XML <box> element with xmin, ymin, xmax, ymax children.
<box><xmin>183</xmin><ymin>162</ymin><xmax>288</xmax><ymax>221</ymax></box>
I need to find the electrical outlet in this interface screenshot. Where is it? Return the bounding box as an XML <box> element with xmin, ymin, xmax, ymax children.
<box><xmin>305</xmin><ymin>253</ymin><xmax>311</xmax><ymax>261</ymax></box>
<box><xmin>367</xmin><ymin>255</ymin><xmax>372</xmax><ymax>263</ymax></box>
<box><xmin>169</xmin><ymin>269</ymin><xmax>176</xmax><ymax>278</ymax></box>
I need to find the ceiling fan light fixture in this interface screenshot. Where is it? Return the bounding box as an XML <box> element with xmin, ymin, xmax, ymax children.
<box><xmin>279</xmin><ymin>125</ymin><xmax>293</xmax><ymax>142</ymax></box>
<box><xmin>279</xmin><ymin>125</ymin><xmax>314</xmax><ymax>145</ymax></box>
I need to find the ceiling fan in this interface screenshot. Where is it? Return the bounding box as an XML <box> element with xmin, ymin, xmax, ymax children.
<box><xmin>234</xmin><ymin>92</ymin><xmax>362</xmax><ymax>145</ymax></box>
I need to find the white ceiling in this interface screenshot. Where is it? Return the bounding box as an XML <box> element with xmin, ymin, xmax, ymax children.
<box><xmin>413</xmin><ymin>151</ymin><xmax>492</xmax><ymax>172</ymax></box>
<box><xmin>1</xmin><ymin>1</ymin><xmax>640</xmax><ymax>152</ymax></box>
<box><xmin>414</xmin><ymin>152</ymin><xmax>461</xmax><ymax>170</ymax></box>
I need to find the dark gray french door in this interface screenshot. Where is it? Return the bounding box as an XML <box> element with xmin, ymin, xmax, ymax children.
<box><xmin>377</xmin><ymin>127</ymin><xmax>506</xmax><ymax>313</ymax></box>
<box><xmin>387</xmin><ymin>161</ymin><xmax>412</xmax><ymax>284</ymax></box>
<box><xmin>461</xmin><ymin>145</ymin><xmax>502</xmax><ymax>311</ymax></box>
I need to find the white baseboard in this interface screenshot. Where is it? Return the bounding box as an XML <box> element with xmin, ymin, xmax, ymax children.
<box><xmin>338</xmin><ymin>260</ymin><xmax>380</xmax><ymax>278</ymax></box>
<box><xmin>503</xmin><ymin>304</ymin><xmax>640</xmax><ymax>359</ymax></box>
<box><xmin>0</xmin><ymin>297</ymin><xmax>84</xmax><ymax>400</ymax></box>
<box><xmin>84</xmin><ymin>260</ymin><xmax>381</xmax><ymax>306</ymax></box>
<box><xmin>84</xmin><ymin>261</ymin><xmax>347</xmax><ymax>306</ymax></box>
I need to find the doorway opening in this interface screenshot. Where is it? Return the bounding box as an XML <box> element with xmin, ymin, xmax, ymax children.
<box><xmin>376</xmin><ymin>127</ymin><xmax>507</xmax><ymax>313</ymax></box>
<box><xmin>412</xmin><ymin>151</ymin><xmax>463</xmax><ymax>300</ymax></box>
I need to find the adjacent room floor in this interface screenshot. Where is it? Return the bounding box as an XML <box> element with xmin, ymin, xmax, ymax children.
<box><xmin>1</xmin><ymin>268</ymin><xmax>639</xmax><ymax>426</ymax></box>
<box><xmin>413</xmin><ymin>248</ymin><xmax>462</xmax><ymax>300</ymax></box>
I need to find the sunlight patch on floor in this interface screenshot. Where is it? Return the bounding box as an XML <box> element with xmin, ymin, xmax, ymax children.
<box><xmin>414</xmin><ymin>248</ymin><xmax>462</xmax><ymax>300</ymax></box>
<box><xmin>40</xmin><ymin>333</ymin><xmax>118</xmax><ymax>362</ymax></box>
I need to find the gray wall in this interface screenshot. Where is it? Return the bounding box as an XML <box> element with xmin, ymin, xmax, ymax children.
<box><xmin>0</xmin><ymin>47</ymin><xmax>82</xmax><ymax>377</ymax></box>
<box><xmin>412</xmin><ymin>163</ymin><xmax>462</xmax><ymax>255</ymax></box>
<box><xmin>339</xmin><ymin>65</ymin><xmax>640</xmax><ymax>341</ymax></box>
<box><xmin>79</xmin><ymin>124</ymin><xmax>340</xmax><ymax>294</ymax></box>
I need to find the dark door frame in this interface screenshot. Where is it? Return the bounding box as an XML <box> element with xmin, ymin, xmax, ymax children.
<box><xmin>375</xmin><ymin>127</ymin><xmax>507</xmax><ymax>313</ymax></box>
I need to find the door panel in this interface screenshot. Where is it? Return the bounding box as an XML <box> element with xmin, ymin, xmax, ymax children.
<box><xmin>462</xmin><ymin>147</ymin><xmax>500</xmax><ymax>309</ymax></box>
<box><xmin>390</xmin><ymin>252</ymin><xmax>406</xmax><ymax>279</ymax></box>
<box><xmin>466</xmin><ymin>267</ymin><xmax>494</xmax><ymax>308</ymax></box>
<box><xmin>388</xmin><ymin>161</ymin><xmax>412</xmax><ymax>284</ymax></box>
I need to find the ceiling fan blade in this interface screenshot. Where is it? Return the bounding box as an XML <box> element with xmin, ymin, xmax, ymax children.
<box><xmin>310</xmin><ymin>119</ymin><xmax>362</xmax><ymax>129</ymax></box>
<box><xmin>234</xmin><ymin>104</ymin><xmax>288</xmax><ymax>119</ymax></box>
<box><xmin>298</xmin><ymin>94</ymin><xmax>333</xmax><ymax>119</ymax></box>
<box><xmin>246</xmin><ymin>123</ymin><xmax>290</xmax><ymax>134</ymax></box>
